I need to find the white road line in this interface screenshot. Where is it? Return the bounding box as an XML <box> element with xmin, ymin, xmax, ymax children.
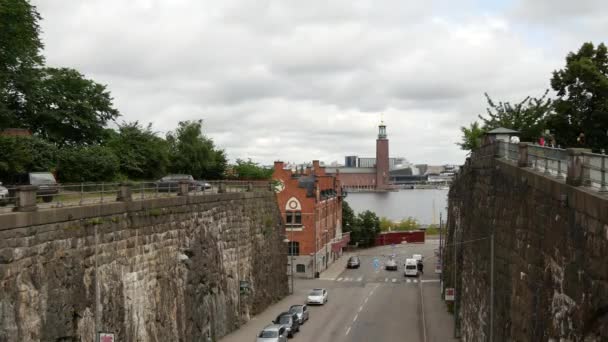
<box><xmin>359</xmin><ymin>305</ymin><xmax>363</xmax><ymax>312</ymax></box>
<box><xmin>353</xmin><ymin>314</ymin><xmax>358</xmax><ymax>322</ymax></box>
<box><xmin>391</xmin><ymin>278</ymin><xmax>397</xmax><ymax>283</ymax></box>
<box><xmin>413</xmin><ymin>279</ymin><xmax>418</xmax><ymax>283</ymax></box>
<box><xmin>345</xmin><ymin>327</ymin><xmax>351</xmax><ymax>336</ymax></box>
<box><xmin>385</xmin><ymin>278</ymin><xmax>388</xmax><ymax>282</ymax></box>
<box><xmin>420</xmin><ymin>279</ymin><xmax>440</xmax><ymax>283</ymax></box>
<box><xmin>407</xmin><ymin>279</ymin><xmax>412</xmax><ymax>283</ymax></box>
<box><xmin>419</xmin><ymin>278</ymin><xmax>428</xmax><ymax>342</ymax></box>
<box><xmin>364</xmin><ymin>297</ymin><xmax>369</xmax><ymax>304</ymax></box>
<box><xmin>337</xmin><ymin>277</ymin><xmax>343</xmax><ymax>282</ymax></box>
<box><xmin>357</xmin><ymin>277</ymin><xmax>363</xmax><ymax>282</ymax></box>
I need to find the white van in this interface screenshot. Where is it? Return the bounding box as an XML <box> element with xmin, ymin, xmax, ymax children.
<box><xmin>404</xmin><ymin>258</ymin><xmax>418</xmax><ymax>277</ymax></box>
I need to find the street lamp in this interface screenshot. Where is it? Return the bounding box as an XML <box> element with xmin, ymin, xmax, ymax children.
<box><xmin>284</xmin><ymin>238</ymin><xmax>294</xmax><ymax>294</ymax></box>
<box><xmin>323</xmin><ymin>229</ymin><xmax>329</xmax><ymax>268</ymax></box>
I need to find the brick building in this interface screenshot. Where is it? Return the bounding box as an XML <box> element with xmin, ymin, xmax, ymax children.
<box><xmin>273</xmin><ymin>160</ymin><xmax>350</xmax><ymax>278</ymax></box>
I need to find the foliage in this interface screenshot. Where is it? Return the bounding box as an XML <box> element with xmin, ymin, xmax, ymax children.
<box><xmin>342</xmin><ymin>201</ymin><xmax>356</xmax><ymax>232</ymax></box>
<box><xmin>231</xmin><ymin>159</ymin><xmax>273</xmax><ymax>180</ymax></box>
<box><xmin>27</xmin><ymin>67</ymin><xmax>120</xmax><ymax>146</ymax></box>
<box><xmin>457</xmin><ymin>121</ymin><xmax>485</xmax><ymax>152</ymax></box>
<box><xmin>478</xmin><ymin>91</ymin><xmax>552</xmax><ymax>142</ymax></box>
<box><xmin>167</xmin><ymin>120</ymin><xmax>227</xmax><ymax>180</ymax></box>
<box><xmin>0</xmin><ymin>135</ymin><xmax>56</xmax><ymax>181</ymax></box>
<box><xmin>549</xmin><ymin>42</ymin><xmax>608</xmax><ymax>151</ymax></box>
<box><xmin>349</xmin><ymin>210</ymin><xmax>381</xmax><ymax>248</ymax></box>
<box><xmin>0</xmin><ymin>0</ymin><xmax>44</xmax><ymax>129</ymax></box>
<box><xmin>106</xmin><ymin>121</ymin><xmax>170</xmax><ymax>180</ymax></box>
<box><xmin>56</xmin><ymin>145</ymin><xmax>119</xmax><ymax>182</ymax></box>
<box><xmin>379</xmin><ymin>216</ymin><xmax>420</xmax><ymax>232</ymax></box>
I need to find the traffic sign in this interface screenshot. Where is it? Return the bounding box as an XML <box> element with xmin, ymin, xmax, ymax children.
<box><xmin>445</xmin><ymin>288</ymin><xmax>455</xmax><ymax>301</ymax></box>
<box><xmin>373</xmin><ymin>258</ymin><xmax>380</xmax><ymax>270</ymax></box>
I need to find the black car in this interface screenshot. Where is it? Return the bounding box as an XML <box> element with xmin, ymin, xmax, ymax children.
<box><xmin>346</xmin><ymin>256</ymin><xmax>361</xmax><ymax>269</ymax></box>
<box><xmin>6</xmin><ymin>172</ymin><xmax>59</xmax><ymax>203</ymax></box>
<box><xmin>155</xmin><ymin>174</ymin><xmax>211</xmax><ymax>192</ymax></box>
<box><xmin>273</xmin><ymin>312</ymin><xmax>300</xmax><ymax>337</ymax></box>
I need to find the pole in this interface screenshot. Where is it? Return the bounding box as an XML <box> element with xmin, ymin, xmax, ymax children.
<box><xmin>291</xmin><ymin>227</ymin><xmax>294</xmax><ymax>294</ymax></box>
<box><xmin>237</xmin><ymin>228</ymin><xmax>240</xmax><ymax>321</ymax></box>
<box><xmin>453</xmin><ymin>230</ymin><xmax>458</xmax><ymax>338</ymax></box>
<box><xmin>490</xmin><ymin>233</ymin><xmax>495</xmax><ymax>342</ymax></box>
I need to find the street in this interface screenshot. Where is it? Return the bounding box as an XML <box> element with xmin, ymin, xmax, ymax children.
<box><xmin>220</xmin><ymin>239</ymin><xmax>457</xmax><ymax>342</ymax></box>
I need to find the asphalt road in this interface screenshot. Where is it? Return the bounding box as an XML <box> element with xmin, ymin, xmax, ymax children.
<box><xmin>220</xmin><ymin>240</ymin><xmax>457</xmax><ymax>342</ymax></box>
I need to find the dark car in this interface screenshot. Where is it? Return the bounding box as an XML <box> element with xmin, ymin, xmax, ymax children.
<box><xmin>155</xmin><ymin>174</ymin><xmax>211</xmax><ymax>192</ymax></box>
<box><xmin>273</xmin><ymin>312</ymin><xmax>300</xmax><ymax>337</ymax></box>
<box><xmin>6</xmin><ymin>172</ymin><xmax>59</xmax><ymax>203</ymax></box>
<box><xmin>346</xmin><ymin>256</ymin><xmax>361</xmax><ymax>269</ymax></box>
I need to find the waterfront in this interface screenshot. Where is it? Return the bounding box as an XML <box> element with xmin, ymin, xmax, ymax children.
<box><xmin>345</xmin><ymin>189</ymin><xmax>449</xmax><ymax>224</ymax></box>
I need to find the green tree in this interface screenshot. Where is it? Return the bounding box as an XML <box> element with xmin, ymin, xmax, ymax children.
<box><xmin>396</xmin><ymin>217</ymin><xmax>420</xmax><ymax>231</ymax></box>
<box><xmin>457</xmin><ymin>121</ymin><xmax>485</xmax><ymax>151</ymax></box>
<box><xmin>27</xmin><ymin>67</ymin><xmax>120</xmax><ymax>146</ymax></box>
<box><xmin>379</xmin><ymin>217</ymin><xmax>393</xmax><ymax>232</ymax></box>
<box><xmin>167</xmin><ymin>120</ymin><xmax>227</xmax><ymax>179</ymax></box>
<box><xmin>0</xmin><ymin>0</ymin><xmax>44</xmax><ymax>129</ymax></box>
<box><xmin>0</xmin><ymin>135</ymin><xmax>56</xmax><ymax>180</ymax></box>
<box><xmin>549</xmin><ymin>42</ymin><xmax>608</xmax><ymax>151</ymax></box>
<box><xmin>106</xmin><ymin>122</ymin><xmax>170</xmax><ymax>180</ymax></box>
<box><xmin>56</xmin><ymin>145</ymin><xmax>119</xmax><ymax>182</ymax></box>
<box><xmin>231</xmin><ymin>159</ymin><xmax>273</xmax><ymax>180</ymax></box>
<box><xmin>478</xmin><ymin>91</ymin><xmax>552</xmax><ymax>142</ymax></box>
<box><xmin>342</xmin><ymin>201</ymin><xmax>356</xmax><ymax>233</ymax></box>
<box><xmin>351</xmin><ymin>210</ymin><xmax>381</xmax><ymax>247</ymax></box>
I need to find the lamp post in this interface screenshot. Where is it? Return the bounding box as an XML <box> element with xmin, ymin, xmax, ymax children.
<box><xmin>284</xmin><ymin>238</ymin><xmax>294</xmax><ymax>294</ymax></box>
<box><xmin>323</xmin><ymin>228</ymin><xmax>329</xmax><ymax>269</ymax></box>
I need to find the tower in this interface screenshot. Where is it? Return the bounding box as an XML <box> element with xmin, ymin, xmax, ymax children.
<box><xmin>375</xmin><ymin>121</ymin><xmax>389</xmax><ymax>190</ymax></box>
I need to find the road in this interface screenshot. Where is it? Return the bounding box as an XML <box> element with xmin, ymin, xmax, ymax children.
<box><xmin>220</xmin><ymin>239</ymin><xmax>457</xmax><ymax>342</ymax></box>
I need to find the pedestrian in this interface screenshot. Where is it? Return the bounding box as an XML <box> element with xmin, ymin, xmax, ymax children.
<box><xmin>417</xmin><ymin>262</ymin><xmax>424</xmax><ymax>275</ymax></box>
<box><xmin>538</xmin><ymin>136</ymin><xmax>545</xmax><ymax>146</ymax></box>
<box><xmin>549</xmin><ymin>134</ymin><xmax>556</xmax><ymax>148</ymax></box>
<box><xmin>577</xmin><ymin>132</ymin><xmax>586</xmax><ymax>146</ymax></box>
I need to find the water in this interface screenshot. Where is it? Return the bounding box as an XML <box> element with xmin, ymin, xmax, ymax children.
<box><xmin>345</xmin><ymin>189</ymin><xmax>448</xmax><ymax>224</ymax></box>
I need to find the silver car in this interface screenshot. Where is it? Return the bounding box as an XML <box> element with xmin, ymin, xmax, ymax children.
<box><xmin>289</xmin><ymin>304</ymin><xmax>309</xmax><ymax>324</ymax></box>
<box><xmin>256</xmin><ymin>324</ymin><xmax>288</xmax><ymax>342</ymax></box>
<box><xmin>306</xmin><ymin>288</ymin><xmax>328</xmax><ymax>305</ymax></box>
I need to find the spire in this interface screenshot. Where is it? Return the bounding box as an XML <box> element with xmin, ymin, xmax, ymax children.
<box><xmin>378</xmin><ymin>116</ymin><xmax>387</xmax><ymax>139</ymax></box>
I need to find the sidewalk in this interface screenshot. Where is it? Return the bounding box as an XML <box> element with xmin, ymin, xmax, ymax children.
<box><xmin>319</xmin><ymin>252</ymin><xmax>352</xmax><ymax>280</ymax></box>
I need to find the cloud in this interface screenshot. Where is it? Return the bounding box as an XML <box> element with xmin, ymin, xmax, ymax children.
<box><xmin>31</xmin><ymin>0</ymin><xmax>605</xmax><ymax>166</ymax></box>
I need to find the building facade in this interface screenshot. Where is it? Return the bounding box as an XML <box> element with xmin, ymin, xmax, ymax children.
<box><xmin>273</xmin><ymin>160</ymin><xmax>350</xmax><ymax>278</ymax></box>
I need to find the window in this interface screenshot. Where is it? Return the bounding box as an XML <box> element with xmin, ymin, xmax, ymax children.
<box><xmin>288</xmin><ymin>241</ymin><xmax>299</xmax><ymax>256</ymax></box>
<box><xmin>286</xmin><ymin>211</ymin><xmax>302</xmax><ymax>226</ymax></box>
<box><xmin>296</xmin><ymin>264</ymin><xmax>306</xmax><ymax>273</ymax></box>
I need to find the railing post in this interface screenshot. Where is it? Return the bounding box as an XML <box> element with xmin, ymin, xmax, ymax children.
<box><xmin>544</xmin><ymin>157</ymin><xmax>551</xmax><ymax>176</ymax></box>
<box><xmin>178</xmin><ymin>181</ymin><xmax>190</xmax><ymax>196</ymax></box>
<box><xmin>247</xmin><ymin>182</ymin><xmax>253</xmax><ymax>192</ymax></box>
<box><xmin>218</xmin><ymin>181</ymin><xmax>226</xmax><ymax>193</ymax></box>
<box><xmin>600</xmin><ymin>155</ymin><xmax>608</xmax><ymax>193</ymax></box>
<box><xmin>518</xmin><ymin>143</ymin><xmax>529</xmax><ymax>167</ymax></box>
<box><xmin>15</xmin><ymin>185</ymin><xmax>38</xmax><ymax>212</ymax></box>
<box><xmin>566</xmin><ymin>148</ymin><xmax>591</xmax><ymax>186</ymax></box>
<box><xmin>116</xmin><ymin>183</ymin><xmax>133</xmax><ymax>202</ymax></box>
<box><xmin>556</xmin><ymin>159</ymin><xmax>564</xmax><ymax>180</ymax></box>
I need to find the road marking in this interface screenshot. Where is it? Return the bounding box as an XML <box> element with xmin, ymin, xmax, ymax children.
<box><xmin>364</xmin><ymin>297</ymin><xmax>369</xmax><ymax>304</ymax></box>
<box><xmin>385</xmin><ymin>278</ymin><xmax>388</xmax><ymax>282</ymax></box>
<box><xmin>353</xmin><ymin>314</ymin><xmax>358</xmax><ymax>322</ymax></box>
<box><xmin>345</xmin><ymin>327</ymin><xmax>351</xmax><ymax>336</ymax></box>
<box><xmin>337</xmin><ymin>277</ymin><xmax>343</xmax><ymax>282</ymax></box>
<box><xmin>419</xmin><ymin>277</ymin><xmax>428</xmax><ymax>342</ymax></box>
<box><xmin>413</xmin><ymin>279</ymin><xmax>418</xmax><ymax>283</ymax></box>
<box><xmin>420</xmin><ymin>279</ymin><xmax>440</xmax><ymax>283</ymax></box>
<box><xmin>391</xmin><ymin>278</ymin><xmax>397</xmax><ymax>283</ymax></box>
<box><xmin>357</xmin><ymin>277</ymin><xmax>363</xmax><ymax>282</ymax></box>
<box><xmin>407</xmin><ymin>279</ymin><xmax>412</xmax><ymax>283</ymax></box>
<box><xmin>359</xmin><ymin>305</ymin><xmax>363</xmax><ymax>312</ymax></box>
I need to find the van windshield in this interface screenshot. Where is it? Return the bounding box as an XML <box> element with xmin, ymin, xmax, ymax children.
<box><xmin>406</xmin><ymin>265</ymin><xmax>417</xmax><ymax>270</ymax></box>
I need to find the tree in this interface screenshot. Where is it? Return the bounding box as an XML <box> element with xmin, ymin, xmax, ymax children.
<box><xmin>0</xmin><ymin>0</ymin><xmax>44</xmax><ymax>129</ymax></box>
<box><xmin>167</xmin><ymin>120</ymin><xmax>227</xmax><ymax>179</ymax></box>
<box><xmin>56</xmin><ymin>145</ymin><xmax>119</xmax><ymax>182</ymax></box>
<box><xmin>27</xmin><ymin>67</ymin><xmax>120</xmax><ymax>146</ymax></box>
<box><xmin>457</xmin><ymin>121</ymin><xmax>485</xmax><ymax>151</ymax></box>
<box><xmin>396</xmin><ymin>217</ymin><xmax>419</xmax><ymax>231</ymax></box>
<box><xmin>379</xmin><ymin>217</ymin><xmax>393</xmax><ymax>232</ymax></box>
<box><xmin>231</xmin><ymin>159</ymin><xmax>273</xmax><ymax>180</ymax></box>
<box><xmin>349</xmin><ymin>210</ymin><xmax>380</xmax><ymax>247</ymax></box>
<box><xmin>106</xmin><ymin>122</ymin><xmax>170</xmax><ymax>180</ymax></box>
<box><xmin>342</xmin><ymin>201</ymin><xmax>356</xmax><ymax>233</ymax></box>
<box><xmin>0</xmin><ymin>135</ymin><xmax>56</xmax><ymax>181</ymax></box>
<box><xmin>478</xmin><ymin>91</ymin><xmax>552</xmax><ymax>142</ymax></box>
<box><xmin>549</xmin><ymin>42</ymin><xmax>608</xmax><ymax>151</ymax></box>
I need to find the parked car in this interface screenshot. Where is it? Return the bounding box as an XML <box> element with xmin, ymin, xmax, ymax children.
<box><xmin>404</xmin><ymin>258</ymin><xmax>419</xmax><ymax>277</ymax></box>
<box><xmin>288</xmin><ymin>304</ymin><xmax>309</xmax><ymax>324</ymax></box>
<box><xmin>273</xmin><ymin>312</ymin><xmax>300</xmax><ymax>337</ymax></box>
<box><xmin>385</xmin><ymin>257</ymin><xmax>398</xmax><ymax>271</ymax></box>
<box><xmin>346</xmin><ymin>256</ymin><xmax>360</xmax><ymax>269</ymax></box>
<box><xmin>6</xmin><ymin>172</ymin><xmax>59</xmax><ymax>203</ymax></box>
<box><xmin>0</xmin><ymin>182</ymin><xmax>8</xmax><ymax>206</ymax></box>
<box><xmin>306</xmin><ymin>288</ymin><xmax>328</xmax><ymax>305</ymax></box>
<box><xmin>256</xmin><ymin>324</ymin><xmax>288</xmax><ymax>342</ymax></box>
<box><xmin>412</xmin><ymin>254</ymin><xmax>424</xmax><ymax>264</ymax></box>
<box><xmin>155</xmin><ymin>174</ymin><xmax>211</xmax><ymax>192</ymax></box>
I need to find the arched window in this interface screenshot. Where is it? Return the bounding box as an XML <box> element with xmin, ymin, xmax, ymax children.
<box><xmin>287</xmin><ymin>241</ymin><xmax>300</xmax><ymax>256</ymax></box>
<box><xmin>285</xmin><ymin>197</ymin><xmax>302</xmax><ymax>227</ymax></box>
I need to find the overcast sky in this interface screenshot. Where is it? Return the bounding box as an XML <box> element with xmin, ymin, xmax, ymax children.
<box><xmin>32</xmin><ymin>0</ymin><xmax>607</xmax><ymax>166</ymax></box>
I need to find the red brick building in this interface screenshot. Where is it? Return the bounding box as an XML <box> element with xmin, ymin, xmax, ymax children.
<box><xmin>273</xmin><ymin>160</ymin><xmax>350</xmax><ymax>278</ymax></box>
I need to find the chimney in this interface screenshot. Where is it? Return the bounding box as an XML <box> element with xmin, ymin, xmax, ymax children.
<box><xmin>274</xmin><ymin>161</ymin><xmax>285</xmax><ymax>170</ymax></box>
<box><xmin>312</xmin><ymin>160</ymin><xmax>320</xmax><ymax>175</ymax></box>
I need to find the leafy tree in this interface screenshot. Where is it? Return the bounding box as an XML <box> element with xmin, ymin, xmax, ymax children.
<box><xmin>379</xmin><ymin>217</ymin><xmax>393</xmax><ymax>232</ymax></box>
<box><xmin>56</xmin><ymin>146</ymin><xmax>120</xmax><ymax>182</ymax></box>
<box><xmin>350</xmin><ymin>210</ymin><xmax>381</xmax><ymax>247</ymax></box>
<box><xmin>457</xmin><ymin>121</ymin><xmax>485</xmax><ymax>151</ymax></box>
<box><xmin>0</xmin><ymin>135</ymin><xmax>56</xmax><ymax>181</ymax></box>
<box><xmin>342</xmin><ymin>201</ymin><xmax>356</xmax><ymax>233</ymax></box>
<box><xmin>106</xmin><ymin>122</ymin><xmax>170</xmax><ymax>180</ymax></box>
<box><xmin>549</xmin><ymin>42</ymin><xmax>608</xmax><ymax>151</ymax></box>
<box><xmin>0</xmin><ymin>0</ymin><xmax>44</xmax><ymax>129</ymax></box>
<box><xmin>396</xmin><ymin>217</ymin><xmax>420</xmax><ymax>231</ymax></box>
<box><xmin>231</xmin><ymin>159</ymin><xmax>273</xmax><ymax>180</ymax></box>
<box><xmin>167</xmin><ymin>120</ymin><xmax>227</xmax><ymax>179</ymax></box>
<box><xmin>27</xmin><ymin>67</ymin><xmax>120</xmax><ymax>146</ymax></box>
<box><xmin>478</xmin><ymin>91</ymin><xmax>552</xmax><ymax>142</ymax></box>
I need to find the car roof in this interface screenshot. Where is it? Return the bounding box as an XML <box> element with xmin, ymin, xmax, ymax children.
<box><xmin>263</xmin><ymin>324</ymin><xmax>283</xmax><ymax>331</ymax></box>
<box><xmin>290</xmin><ymin>304</ymin><xmax>304</xmax><ymax>308</ymax></box>
<box><xmin>312</xmin><ymin>288</ymin><xmax>325</xmax><ymax>291</ymax></box>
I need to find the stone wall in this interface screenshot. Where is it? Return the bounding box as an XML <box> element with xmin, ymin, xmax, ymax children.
<box><xmin>445</xmin><ymin>148</ymin><xmax>608</xmax><ymax>342</ymax></box>
<box><xmin>0</xmin><ymin>192</ymin><xmax>288</xmax><ymax>342</ymax></box>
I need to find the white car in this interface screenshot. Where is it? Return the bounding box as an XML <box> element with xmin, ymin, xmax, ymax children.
<box><xmin>0</xmin><ymin>182</ymin><xmax>8</xmax><ymax>206</ymax></box>
<box><xmin>404</xmin><ymin>258</ymin><xmax>419</xmax><ymax>277</ymax></box>
<box><xmin>307</xmin><ymin>288</ymin><xmax>328</xmax><ymax>305</ymax></box>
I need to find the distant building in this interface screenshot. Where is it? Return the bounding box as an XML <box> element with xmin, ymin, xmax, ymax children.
<box><xmin>345</xmin><ymin>156</ymin><xmax>358</xmax><ymax>167</ymax></box>
<box><xmin>273</xmin><ymin>160</ymin><xmax>350</xmax><ymax>278</ymax></box>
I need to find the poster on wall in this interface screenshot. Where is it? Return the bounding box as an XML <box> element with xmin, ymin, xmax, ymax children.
<box><xmin>97</xmin><ymin>333</ymin><xmax>114</xmax><ymax>342</ymax></box>
<box><xmin>445</xmin><ymin>288</ymin><xmax>455</xmax><ymax>301</ymax></box>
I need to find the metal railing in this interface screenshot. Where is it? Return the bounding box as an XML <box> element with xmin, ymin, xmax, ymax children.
<box><xmin>582</xmin><ymin>151</ymin><xmax>608</xmax><ymax>192</ymax></box>
<box><xmin>527</xmin><ymin>145</ymin><xmax>568</xmax><ymax>179</ymax></box>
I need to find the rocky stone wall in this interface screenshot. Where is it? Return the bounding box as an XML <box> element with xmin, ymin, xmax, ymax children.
<box><xmin>445</xmin><ymin>150</ymin><xmax>608</xmax><ymax>342</ymax></box>
<box><xmin>0</xmin><ymin>192</ymin><xmax>288</xmax><ymax>342</ymax></box>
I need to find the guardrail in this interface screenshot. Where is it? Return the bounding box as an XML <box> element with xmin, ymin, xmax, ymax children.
<box><xmin>2</xmin><ymin>180</ymin><xmax>272</xmax><ymax>214</ymax></box>
<box><xmin>492</xmin><ymin>141</ymin><xmax>607</xmax><ymax>194</ymax></box>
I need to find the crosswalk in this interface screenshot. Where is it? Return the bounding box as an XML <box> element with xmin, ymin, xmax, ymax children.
<box><xmin>334</xmin><ymin>277</ymin><xmax>440</xmax><ymax>284</ymax></box>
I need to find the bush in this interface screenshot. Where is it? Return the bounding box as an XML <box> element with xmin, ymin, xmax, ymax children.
<box><xmin>0</xmin><ymin>135</ymin><xmax>57</xmax><ymax>181</ymax></box>
<box><xmin>56</xmin><ymin>145</ymin><xmax>119</xmax><ymax>182</ymax></box>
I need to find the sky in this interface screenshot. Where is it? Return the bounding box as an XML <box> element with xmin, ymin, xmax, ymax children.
<box><xmin>32</xmin><ymin>0</ymin><xmax>608</xmax><ymax>166</ymax></box>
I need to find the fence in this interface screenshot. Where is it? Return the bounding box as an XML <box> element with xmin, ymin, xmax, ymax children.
<box><xmin>494</xmin><ymin>141</ymin><xmax>607</xmax><ymax>193</ymax></box>
<box><xmin>1</xmin><ymin>180</ymin><xmax>272</xmax><ymax>214</ymax></box>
